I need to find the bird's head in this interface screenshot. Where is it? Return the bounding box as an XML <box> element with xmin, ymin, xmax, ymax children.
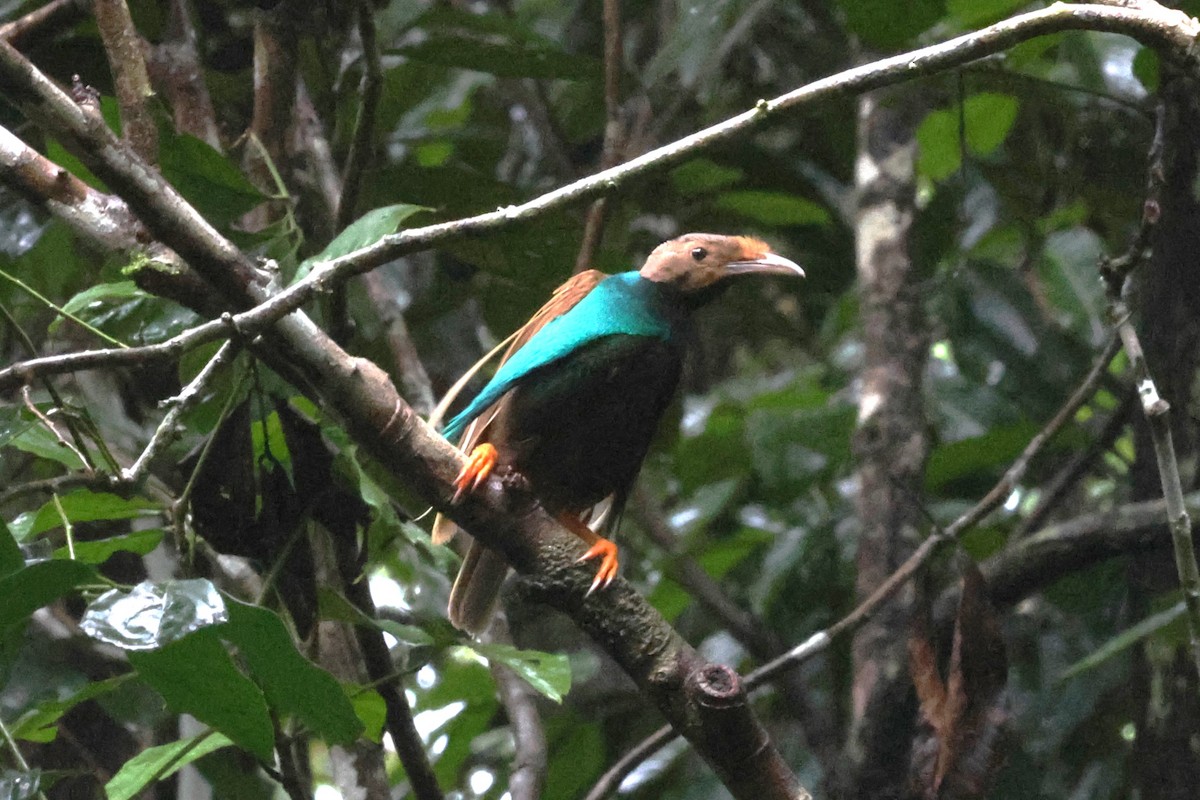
<box><xmin>638</xmin><ymin>234</ymin><xmax>804</xmax><ymax>296</ymax></box>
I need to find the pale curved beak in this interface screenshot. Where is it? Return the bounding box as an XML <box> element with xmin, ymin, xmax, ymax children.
<box><xmin>725</xmin><ymin>252</ymin><xmax>805</xmax><ymax>278</ymax></box>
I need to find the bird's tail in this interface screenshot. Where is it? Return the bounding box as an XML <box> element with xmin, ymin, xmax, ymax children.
<box><xmin>447</xmin><ymin>540</ymin><xmax>510</xmax><ymax>634</ymax></box>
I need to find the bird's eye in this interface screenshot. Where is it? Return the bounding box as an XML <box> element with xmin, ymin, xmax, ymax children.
<box><xmin>691</xmin><ymin>247</ymin><xmax>708</xmax><ymax>262</ymax></box>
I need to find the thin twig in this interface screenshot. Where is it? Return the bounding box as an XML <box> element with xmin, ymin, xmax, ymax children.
<box><xmin>21</xmin><ymin>385</ymin><xmax>93</xmax><ymax>473</ymax></box>
<box><xmin>0</xmin><ymin>0</ymin><xmax>85</xmax><ymax>46</ymax></box>
<box><xmin>51</xmin><ymin>492</ymin><xmax>75</xmax><ymax>559</ymax></box>
<box><xmin>329</xmin><ymin>533</ymin><xmax>443</xmax><ymax>800</ymax></box>
<box><xmin>3</xmin><ymin>4</ymin><xmax>1195</xmax><ymax>380</ymax></box>
<box><xmin>0</xmin><ymin>309</ymin><xmax>258</xmax><ymax>393</ymax></box>
<box><xmin>0</xmin><ymin>297</ymin><xmax>97</xmax><ymax>469</ymax></box>
<box><xmin>1098</xmin><ymin>92</ymin><xmax>1200</xmax><ymax>681</ymax></box>
<box><xmin>1013</xmin><ymin>390</ymin><xmax>1135</xmax><ymax>539</ymax></box>
<box><xmin>1109</xmin><ymin>299</ymin><xmax>1200</xmax><ymax>677</ymax></box>
<box><xmin>0</xmin><ymin>474</ymin><xmax>112</xmax><ymax>507</ymax></box>
<box><xmin>121</xmin><ymin>340</ymin><xmax>240</xmax><ymax>483</ymax></box>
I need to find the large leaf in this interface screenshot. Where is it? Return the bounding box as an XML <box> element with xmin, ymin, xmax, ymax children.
<box><xmin>11</xmin><ymin>675</ymin><xmax>131</xmax><ymax>743</ymax></box>
<box><xmin>54</xmin><ymin>529</ymin><xmax>164</xmax><ymax>564</ymax></box>
<box><xmin>8</xmin><ymin>490</ymin><xmax>159</xmax><ymax>541</ymax></box>
<box><xmin>0</xmin><ymin>560</ymin><xmax>95</xmax><ymax>634</ymax></box>
<box><xmin>925</xmin><ymin>421</ymin><xmax>1040</xmax><ymax>492</ymax></box>
<box><xmin>129</xmin><ymin>630</ymin><xmax>274</xmax><ymax>760</ymax></box>
<box><xmin>157</xmin><ymin>134</ymin><xmax>266</xmax><ymax>227</ymax></box>
<box><xmin>0</xmin><ymin>414</ymin><xmax>86</xmax><ymax>471</ymax></box>
<box><xmin>222</xmin><ymin>600</ymin><xmax>362</xmax><ymax>744</ymax></box>
<box><xmin>106</xmin><ymin>731</ymin><xmax>234</xmax><ymax>800</ymax></box>
<box><xmin>305</xmin><ymin>203</ymin><xmax>429</xmax><ymax>266</ymax></box>
<box><xmin>49</xmin><ymin>280</ymin><xmax>146</xmax><ymax>336</ymax></box>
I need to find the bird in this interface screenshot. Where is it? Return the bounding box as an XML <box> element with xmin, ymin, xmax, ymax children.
<box><xmin>433</xmin><ymin>233</ymin><xmax>804</xmax><ymax>633</ymax></box>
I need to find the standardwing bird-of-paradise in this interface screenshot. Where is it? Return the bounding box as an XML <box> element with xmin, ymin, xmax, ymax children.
<box><xmin>433</xmin><ymin>233</ymin><xmax>804</xmax><ymax>633</ymax></box>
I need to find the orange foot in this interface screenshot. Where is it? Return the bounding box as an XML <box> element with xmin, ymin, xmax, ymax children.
<box><xmin>452</xmin><ymin>443</ymin><xmax>497</xmax><ymax>503</ymax></box>
<box><xmin>556</xmin><ymin>513</ymin><xmax>620</xmax><ymax>596</ymax></box>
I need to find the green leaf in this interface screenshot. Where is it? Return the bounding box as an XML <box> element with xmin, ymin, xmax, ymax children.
<box><xmin>918</xmin><ymin>93</ymin><xmax>1019</xmax><ymax>181</ymax></box>
<box><xmin>2</xmin><ymin>417</ymin><xmax>86</xmax><ymax>471</ymax></box>
<box><xmin>318</xmin><ymin>587</ymin><xmax>436</xmax><ymax>647</ymax></box>
<box><xmin>80</xmin><ymin>579</ymin><xmax>228</xmax><ymax>650</ymax></box>
<box><xmin>130</xmin><ymin>630</ymin><xmax>274</xmax><ymax>760</ymax></box>
<box><xmin>296</xmin><ymin>204</ymin><xmax>429</xmax><ymax>282</ymax></box>
<box><xmin>49</xmin><ymin>281</ymin><xmax>147</xmax><ymax>335</ymax></box>
<box><xmin>105</xmin><ymin>731</ymin><xmax>234</xmax><ymax>800</ymax></box>
<box><xmin>650</xmin><ymin>527</ymin><xmax>772</xmax><ymax>621</ymax></box>
<box><xmin>157</xmin><ymin>134</ymin><xmax>265</xmax><ymax>227</ymax></box>
<box><xmin>11</xmin><ymin>675</ymin><xmax>130</xmax><ymax>743</ymax></box>
<box><xmin>222</xmin><ymin>600</ymin><xmax>363</xmax><ymax>745</ymax></box>
<box><xmin>53</xmin><ymin>529</ymin><xmax>164</xmax><ymax>564</ymax></box>
<box><xmin>963</xmin><ymin>93</ymin><xmax>1020</xmax><ymax>155</ymax></box>
<box><xmin>1060</xmin><ymin>601</ymin><xmax>1186</xmax><ymax>681</ymax></box>
<box><xmin>350</xmin><ymin>689</ymin><xmax>387</xmax><ymax>743</ymax></box>
<box><xmin>8</xmin><ymin>490</ymin><xmax>159</xmax><ymax>541</ymax></box>
<box><xmin>1133</xmin><ymin>48</ymin><xmax>1159</xmax><ymax>93</ymax></box>
<box><xmin>712</xmin><ymin>191</ymin><xmax>830</xmax><ymax>227</ymax></box>
<box><xmin>0</xmin><ymin>560</ymin><xmax>95</xmax><ymax>634</ymax></box>
<box><xmin>467</xmin><ymin>642</ymin><xmax>571</xmax><ymax>703</ymax></box>
<box><xmin>925</xmin><ymin>421</ymin><xmax>1040</xmax><ymax>491</ymax></box>
<box><xmin>670</xmin><ymin>159</ymin><xmax>744</xmax><ymax>195</ymax></box>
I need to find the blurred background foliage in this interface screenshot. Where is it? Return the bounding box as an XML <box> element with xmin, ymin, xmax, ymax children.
<box><xmin>1</xmin><ymin>0</ymin><xmax>1197</xmax><ymax>798</ymax></box>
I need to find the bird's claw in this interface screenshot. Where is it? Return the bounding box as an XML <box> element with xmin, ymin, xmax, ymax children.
<box><xmin>576</xmin><ymin>537</ymin><xmax>619</xmax><ymax>596</ymax></box>
<box><xmin>452</xmin><ymin>443</ymin><xmax>497</xmax><ymax>503</ymax></box>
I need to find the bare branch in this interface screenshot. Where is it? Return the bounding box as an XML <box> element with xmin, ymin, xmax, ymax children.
<box><xmin>93</xmin><ymin>0</ymin><xmax>159</xmax><ymax>162</ymax></box>
<box><xmin>0</xmin><ymin>0</ymin><xmax>86</xmax><ymax>47</ymax></box>
<box><xmin>121</xmin><ymin>340</ymin><xmax>240</xmax><ymax>483</ymax></box>
<box><xmin>0</xmin><ymin>41</ymin><xmax>266</xmax><ymax>303</ymax></box>
<box><xmin>146</xmin><ymin>0</ymin><xmax>222</xmax><ymax>149</ymax></box>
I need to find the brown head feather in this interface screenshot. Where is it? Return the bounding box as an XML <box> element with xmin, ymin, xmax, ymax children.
<box><xmin>638</xmin><ymin>233</ymin><xmax>803</xmax><ymax>292</ymax></box>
